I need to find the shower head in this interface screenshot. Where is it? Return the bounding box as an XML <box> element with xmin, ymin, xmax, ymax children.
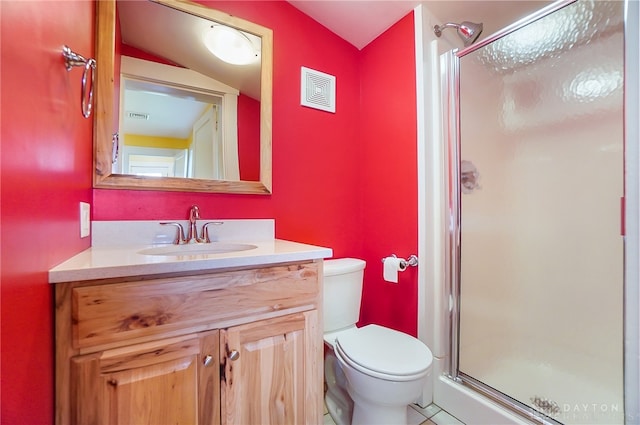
<box><xmin>433</xmin><ymin>21</ymin><xmax>483</xmax><ymax>46</ymax></box>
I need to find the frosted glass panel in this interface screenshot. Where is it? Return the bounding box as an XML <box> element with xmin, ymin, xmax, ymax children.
<box><xmin>457</xmin><ymin>1</ymin><xmax>624</xmax><ymax>424</ymax></box>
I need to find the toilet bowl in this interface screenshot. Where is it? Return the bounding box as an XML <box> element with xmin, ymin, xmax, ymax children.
<box><xmin>323</xmin><ymin>258</ymin><xmax>433</xmax><ymax>425</ymax></box>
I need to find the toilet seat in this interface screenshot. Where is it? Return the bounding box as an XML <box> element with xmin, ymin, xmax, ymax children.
<box><xmin>335</xmin><ymin>324</ymin><xmax>432</xmax><ymax>382</ymax></box>
<box><xmin>324</xmin><ymin>326</ymin><xmax>358</xmax><ymax>347</ymax></box>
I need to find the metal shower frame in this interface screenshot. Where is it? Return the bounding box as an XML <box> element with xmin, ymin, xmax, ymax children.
<box><xmin>440</xmin><ymin>0</ymin><xmax>639</xmax><ymax>423</ymax></box>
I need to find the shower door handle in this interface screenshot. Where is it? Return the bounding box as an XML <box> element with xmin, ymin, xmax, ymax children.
<box><xmin>460</xmin><ymin>160</ymin><xmax>480</xmax><ymax>193</ymax></box>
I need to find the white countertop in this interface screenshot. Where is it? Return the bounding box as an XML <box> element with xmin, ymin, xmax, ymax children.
<box><xmin>49</xmin><ymin>239</ymin><xmax>333</xmax><ymax>283</ymax></box>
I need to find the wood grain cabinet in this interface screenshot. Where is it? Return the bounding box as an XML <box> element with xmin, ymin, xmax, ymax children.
<box><xmin>54</xmin><ymin>262</ymin><xmax>323</xmax><ymax>425</ymax></box>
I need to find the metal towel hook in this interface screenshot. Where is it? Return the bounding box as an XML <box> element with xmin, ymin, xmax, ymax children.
<box><xmin>62</xmin><ymin>45</ymin><xmax>96</xmax><ymax>118</ymax></box>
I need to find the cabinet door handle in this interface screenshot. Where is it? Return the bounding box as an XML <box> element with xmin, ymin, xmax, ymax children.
<box><xmin>228</xmin><ymin>350</ymin><xmax>240</xmax><ymax>361</ymax></box>
<box><xmin>203</xmin><ymin>354</ymin><xmax>214</xmax><ymax>367</ymax></box>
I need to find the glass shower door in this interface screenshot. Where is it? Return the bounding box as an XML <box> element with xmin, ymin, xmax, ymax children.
<box><xmin>451</xmin><ymin>1</ymin><xmax>625</xmax><ymax>423</ymax></box>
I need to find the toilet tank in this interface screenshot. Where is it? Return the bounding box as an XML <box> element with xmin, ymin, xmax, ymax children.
<box><xmin>323</xmin><ymin>258</ymin><xmax>366</xmax><ymax>333</ymax></box>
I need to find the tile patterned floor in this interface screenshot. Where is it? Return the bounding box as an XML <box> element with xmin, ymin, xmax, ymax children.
<box><xmin>323</xmin><ymin>403</ymin><xmax>465</xmax><ymax>425</ymax></box>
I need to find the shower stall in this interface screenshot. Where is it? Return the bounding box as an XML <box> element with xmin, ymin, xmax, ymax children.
<box><xmin>416</xmin><ymin>0</ymin><xmax>639</xmax><ymax>424</ymax></box>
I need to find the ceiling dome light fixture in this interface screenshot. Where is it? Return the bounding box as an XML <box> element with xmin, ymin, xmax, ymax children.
<box><xmin>203</xmin><ymin>25</ymin><xmax>257</xmax><ymax>65</ymax></box>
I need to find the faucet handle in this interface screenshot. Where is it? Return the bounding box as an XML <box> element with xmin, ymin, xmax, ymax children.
<box><xmin>160</xmin><ymin>222</ymin><xmax>186</xmax><ymax>245</ymax></box>
<box><xmin>201</xmin><ymin>222</ymin><xmax>223</xmax><ymax>243</ymax></box>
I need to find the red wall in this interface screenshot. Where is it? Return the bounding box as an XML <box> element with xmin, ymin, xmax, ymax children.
<box><xmin>237</xmin><ymin>93</ymin><xmax>261</xmax><ymax>181</ymax></box>
<box><xmin>358</xmin><ymin>14</ymin><xmax>418</xmax><ymax>335</ymax></box>
<box><xmin>0</xmin><ymin>1</ymin><xmax>418</xmax><ymax>422</ymax></box>
<box><xmin>0</xmin><ymin>1</ymin><xmax>95</xmax><ymax>423</ymax></box>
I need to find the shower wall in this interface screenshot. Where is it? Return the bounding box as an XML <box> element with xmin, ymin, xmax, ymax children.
<box><xmin>456</xmin><ymin>2</ymin><xmax>624</xmax><ymax>423</ymax></box>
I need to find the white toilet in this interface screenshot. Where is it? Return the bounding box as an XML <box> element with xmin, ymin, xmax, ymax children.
<box><xmin>323</xmin><ymin>258</ymin><xmax>433</xmax><ymax>425</ymax></box>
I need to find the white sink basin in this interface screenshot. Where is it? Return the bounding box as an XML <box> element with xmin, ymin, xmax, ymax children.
<box><xmin>138</xmin><ymin>243</ymin><xmax>258</xmax><ymax>256</ymax></box>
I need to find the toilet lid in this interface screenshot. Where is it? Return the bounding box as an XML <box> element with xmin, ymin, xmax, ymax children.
<box><xmin>335</xmin><ymin>324</ymin><xmax>432</xmax><ymax>377</ymax></box>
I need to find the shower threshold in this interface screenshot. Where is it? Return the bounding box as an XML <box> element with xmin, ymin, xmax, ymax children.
<box><xmin>453</xmin><ymin>373</ymin><xmax>563</xmax><ymax>425</ymax></box>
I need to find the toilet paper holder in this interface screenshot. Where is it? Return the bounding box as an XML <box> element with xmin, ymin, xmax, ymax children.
<box><xmin>381</xmin><ymin>254</ymin><xmax>418</xmax><ymax>269</ymax></box>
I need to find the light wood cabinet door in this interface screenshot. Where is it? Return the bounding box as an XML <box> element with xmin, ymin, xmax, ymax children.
<box><xmin>220</xmin><ymin>310</ymin><xmax>322</xmax><ymax>425</ymax></box>
<box><xmin>71</xmin><ymin>331</ymin><xmax>220</xmax><ymax>425</ymax></box>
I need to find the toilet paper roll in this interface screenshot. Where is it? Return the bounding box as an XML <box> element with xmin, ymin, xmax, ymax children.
<box><xmin>383</xmin><ymin>257</ymin><xmax>406</xmax><ymax>283</ymax></box>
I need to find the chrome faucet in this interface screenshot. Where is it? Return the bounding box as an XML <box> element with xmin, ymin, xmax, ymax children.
<box><xmin>186</xmin><ymin>205</ymin><xmax>204</xmax><ymax>243</ymax></box>
<box><xmin>160</xmin><ymin>205</ymin><xmax>223</xmax><ymax>244</ymax></box>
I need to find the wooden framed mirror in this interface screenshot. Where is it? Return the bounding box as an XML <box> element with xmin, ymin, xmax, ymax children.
<box><xmin>94</xmin><ymin>0</ymin><xmax>272</xmax><ymax>194</ymax></box>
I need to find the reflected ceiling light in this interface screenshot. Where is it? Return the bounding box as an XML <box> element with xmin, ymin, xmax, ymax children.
<box><xmin>567</xmin><ymin>69</ymin><xmax>622</xmax><ymax>101</ymax></box>
<box><xmin>434</xmin><ymin>21</ymin><xmax>483</xmax><ymax>47</ymax></box>
<box><xmin>203</xmin><ymin>25</ymin><xmax>257</xmax><ymax>65</ymax></box>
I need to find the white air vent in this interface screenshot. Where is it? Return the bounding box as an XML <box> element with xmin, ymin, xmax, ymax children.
<box><xmin>301</xmin><ymin>67</ymin><xmax>336</xmax><ymax>113</ymax></box>
<box><xmin>127</xmin><ymin>111</ymin><xmax>150</xmax><ymax>120</ymax></box>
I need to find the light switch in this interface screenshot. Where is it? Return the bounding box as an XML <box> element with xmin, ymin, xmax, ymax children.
<box><xmin>80</xmin><ymin>202</ymin><xmax>91</xmax><ymax>238</ymax></box>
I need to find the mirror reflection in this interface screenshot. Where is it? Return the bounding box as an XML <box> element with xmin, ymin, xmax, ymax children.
<box><xmin>118</xmin><ymin>56</ymin><xmax>250</xmax><ymax>181</ymax></box>
<box><xmin>94</xmin><ymin>0</ymin><xmax>272</xmax><ymax>194</ymax></box>
<box><xmin>117</xmin><ymin>0</ymin><xmax>260</xmax><ymax>181</ymax></box>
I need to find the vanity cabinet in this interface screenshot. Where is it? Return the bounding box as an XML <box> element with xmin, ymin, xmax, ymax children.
<box><xmin>221</xmin><ymin>311</ymin><xmax>318</xmax><ymax>424</ymax></box>
<box><xmin>54</xmin><ymin>261</ymin><xmax>323</xmax><ymax>425</ymax></box>
<box><xmin>71</xmin><ymin>330</ymin><xmax>219</xmax><ymax>425</ymax></box>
